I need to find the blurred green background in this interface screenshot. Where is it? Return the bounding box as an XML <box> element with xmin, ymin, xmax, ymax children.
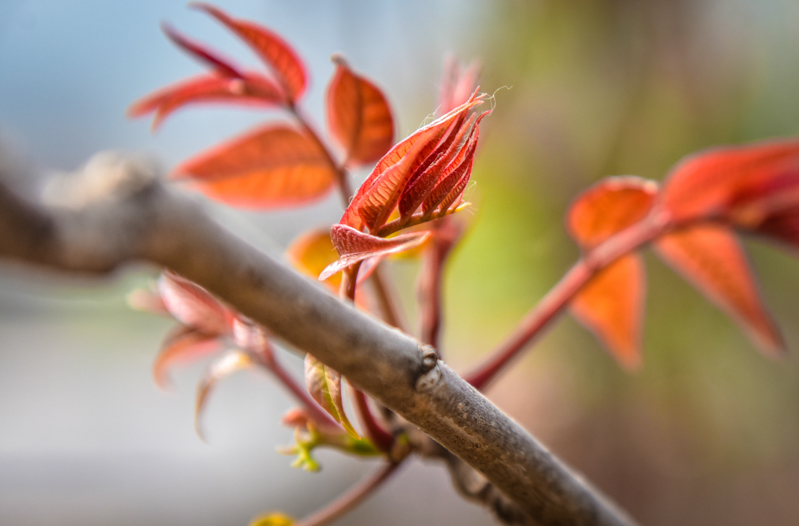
<box><xmin>1</xmin><ymin>1</ymin><xmax>799</xmax><ymax>525</ymax></box>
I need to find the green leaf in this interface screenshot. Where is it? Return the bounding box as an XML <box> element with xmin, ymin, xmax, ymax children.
<box><xmin>278</xmin><ymin>428</ymin><xmax>322</xmax><ymax>472</ymax></box>
<box><xmin>277</xmin><ymin>416</ymin><xmax>381</xmax><ymax>472</ymax></box>
<box><xmin>304</xmin><ymin>354</ymin><xmax>359</xmax><ymax>438</ymax></box>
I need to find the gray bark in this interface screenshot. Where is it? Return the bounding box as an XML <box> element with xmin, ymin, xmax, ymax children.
<box><xmin>0</xmin><ymin>152</ymin><xmax>638</xmax><ymax>526</ymax></box>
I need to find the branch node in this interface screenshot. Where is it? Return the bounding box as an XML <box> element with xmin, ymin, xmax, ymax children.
<box><xmin>415</xmin><ymin>344</ymin><xmax>442</xmax><ymax>392</ymax></box>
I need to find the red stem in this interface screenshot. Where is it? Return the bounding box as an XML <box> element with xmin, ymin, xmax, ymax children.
<box><xmin>464</xmin><ymin>213</ymin><xmax>668</xmax><ymax>390</ymax></box>
<box><xmin>341</xmin><ymin>264</ymin><xmax>395</xmax><ymax>453</ymax></box>
<box><xmin>370</xmin><ymin>264</ymin><xmax>406</xmax><ymax>331</ymax></box>
<box><xmin>292</xmin><ymin>97</ymin><xmax>402</xmax><ymax>454</ymax></box>
<box><xmin>295</xmin><ymin>461</ymin><xmax>403</xmax><ymax>526</ymax></box>
<box><xmin>290</xmin><ymin>97</ymin><xmax>407</xmax><ymax>340</ymax></box>
<box><xmin>352</xmin><ymin>388</ymin><xmax>395</xmax><ymax>452</ymax></box>
<box><xmin>258</xmin><ymin>350</ymin><xmax>341</xmax><ymax>431</ymax></box>
<box><xmin>419</xmin><ymin>237</ymin><xmax>448</xmax><ymax>348</ymax></box>
<box><xmin>289</xmin><ymin>104</ymin><xmax>353</xmax><ymax>205</ymax></box>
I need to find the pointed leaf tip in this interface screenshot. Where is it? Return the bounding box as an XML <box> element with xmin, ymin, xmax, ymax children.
<box><xmin>654</xmin><ymin>224</ymin><xmax>785</xmax><ymax>357</ymax></box>
<box><xmin>570</xmin><ymin>255</ymin><xmax>645</xmax><ymax>370</ymax></box>
<box><xmin>161</xmin><ymin>22</ymin><xmax>243</xmax><ymax>78</ymax></box>
<box><xmin>128</xmin><ymin>73</ymin><xmax>283</xmax><ymax>130</ymax></box>
<box><xmin>191</xmin><ymin>2</ymin><xmax>307</xmax><ymax>102</ymax></box>
<box><xmin>565</xmin><ymin>177</ymin><xmax>656</xmax><ymax>368</ymax></box>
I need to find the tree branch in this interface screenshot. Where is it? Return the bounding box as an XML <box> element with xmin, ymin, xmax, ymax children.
<box><xmin>0</xmin><ymin>152</ymin><xmax>637</xmax><ymax>526</ymax></box>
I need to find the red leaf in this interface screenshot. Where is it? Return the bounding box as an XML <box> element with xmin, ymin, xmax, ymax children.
<box><xmin>661</xmin><ymin>139</ymin><xmax>799</xmax><ymax>224</ymax></box>
<box><xmin>192</xmin><ymin>2</ymin><xmax>308</xmax><ymax>102</ymax></box>
<box><xmin>161</xmin><ymin>23</ymin><xmax>243</xmax><ymax>78</ymax></box>
<box><xmin>341</xmin><ymin>92</ymin><xmax>486</xmax><ymax>231</ymax></box>
<box><xmin>356</xmin><ymin>132</ymin><xmax>436</xmax><ymax>230</ymax></box>
<box><xmin>565</xmin><ymin>177</ymin><xmax>657</xmax><ymax>367</ymax></box>
<box><xmin>319</xmin><ymin>225</ymin><xmax>430</xmax><ymax>280</ymax></box>
<box><xmin>654</xmin><ymin>224</ymin><xmax>784</xmax><ymax>356</ymax></box>
<box><xmin>401</xmin><ymin>112</ymin><xmax>477</xmax><ymax>218</ymax></box>
<box><xmin>756</xmin><ymin>208</ymin><xmax>799</xmax><ymax>249</ymax></box>
<box><xmin>172</xmin><ymin>124</ymin><xmax>336</xmax><ymax>208</ymax></box>
<box><xmin>158</xmin><ymin>271</ymin><xmax>233</xmax><ymax>336</ymax></box>
<box><xmin>434</xmin><ymin>160</ymin><xmax>473</xmax><ymax>214</ymax></box>
<box><xmin>153</xmin><ymin>325</ymin><xmax>221</xmax><ymax>389</ymax></box>
<box><xmin>567</xmin><ymin>176</ymin><xmax>658</xmax><ymax>249</ymax></box>
<box><xmin>127</xmin><ymin>73</ymin><xmax>283</xmax><ymax>130</ymax></box>
<box><xmin>326</xmin><ymin>55</ymin><xmax>394</xmax><ymax>166</ymax></box>
<box><xmin>420</xmin><ymin>112</ymin><xmax>487</xmax><ymax>216</ymax></box>
<box><xmin>195</xmin><ymin>350</ymin><xmax>256</xmax><ymax>440</ymax></box>
<box><xmin>570</xmin><ymin>255</ymin><xmax>645</xmax><ymax>369</ymax></box>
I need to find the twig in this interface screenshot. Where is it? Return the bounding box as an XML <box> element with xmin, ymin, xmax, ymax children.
<box><xmin>0</xmin><ymin>153</ymin><xmax>638</xmax><ymax>526</ymax></box>
<box><xmin>342</xmin><ymin>263</ymin><xmax>395</xmax><ymax>453</ymax></box>
<box><xmin>289</xmin><ymin>105</ymin><xmax>353</xmax><ymax>206</ymax></box>
<box><xmin>464</xmin><ymin>213</ymin><xmax>668</xmax><ymax>390</ymax></box>
<box><xmin>295</xmin><ymin>461</ymin><xmax>403</xmax><ymax>526</ymax></box>
<box><xmin>369</xmin><ymin>263</ymin><xmax>406</xmax><ymax>331</ymax></box>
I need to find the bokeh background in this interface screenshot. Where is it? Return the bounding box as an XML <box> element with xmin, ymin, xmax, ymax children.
<box><xmin>2</xmin><ymin>1</ymin><xmax>799</xmax><ymax>525</ymax></box>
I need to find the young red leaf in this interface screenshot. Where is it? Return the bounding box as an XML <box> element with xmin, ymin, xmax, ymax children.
<box><xmin>567</xmin><ymin>176</ymin><xmax>658</xmax><ymax>249</ymax></box>
<box><xmin>304</xmin><ymin>354</ymin><xmax>359</xmax><ymax>439</ymax></box>
<box><xmin>654</xmin><ymin>224</ymin><xmax>784</xmax><ymax>356</ymax></box>
<box><xmin>319</xmin><ymin>225</ymin><xmax>430</xmax><ymax>281</ymax></box>
<box><xmin>191</xmin><ymin>2</ymin><xmax>307</xmax><ymax>102</ymax></box>
<box><xmin>161</xmin><ymin>22</ymin><xmax>244</xmax><ymax>79</ymax></box>
<box><xmin>326</xmin><ymin>55</ymin><xmax>394</xmax><ymax>166</ymax></box>
<box><xmin>195</xmin><ymin>350</ymin><xmax>256</xmax><ymax>440</ymax></box>
<box><xmin>401</xmin><ymin>112</ymin><xmax>478</xmax><ymax>218</ymax></box>
<box><xmin>570</xmin><ymin>255</ymin><xmax>645</xmax><ymax>369</ymax></box>
<box><xmin>565</xmin><ymin>178</ymin><xmax>656</xmax><ymax>368</ymax></box>
<box><xmin>341</xmin><ymin>92</ymin><xmax>487</xmax><ymax>231</ymax></box>
<box><xmin>420</xmin><ymin>113</ymin><xmax>487</xmax><ymax>217</ymax></box>
<box><xmin>172</xmin><ymin>124</ymin><xmax>336</xmax><ymax>208</ymax></box>
<box><xmin>433</xmin><ymin>161</ymin><xmax>473</xmax><ymax>215</ymax></box>
<box><xmin>158</xmin><ymin>271</ymin><xmax>233</xmax><ymax>336</ymax></box>
<box><xmin>661</xmin><ymin>139</ymin><xmax>799</xmax><ymax>224</ymax></box>
<box><xmin>127</xmin><ymin>73</ymin><xmax>283</xmax><ymax>130</ymax></box>
<box><xmin>153</xmin><ymin>325</ymin><xmax>221</xmax><ymax>389</ymax></box>
<box><xmin>356</xmin><ymin>132</ymin><xmax>436</xmax><ymax>230</ymax></box>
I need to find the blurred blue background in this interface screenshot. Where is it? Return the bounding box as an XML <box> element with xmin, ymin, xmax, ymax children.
<box><xmin>2</xmin><ymin>1</ymin><xmax>799</xmax><ymax>525</ymax></box>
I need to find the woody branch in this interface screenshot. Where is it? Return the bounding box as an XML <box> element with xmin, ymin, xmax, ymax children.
<box><xmin>0</xmin><ymin>152</ymin><xmax>637</xmax><ymax>526</ymax></box>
